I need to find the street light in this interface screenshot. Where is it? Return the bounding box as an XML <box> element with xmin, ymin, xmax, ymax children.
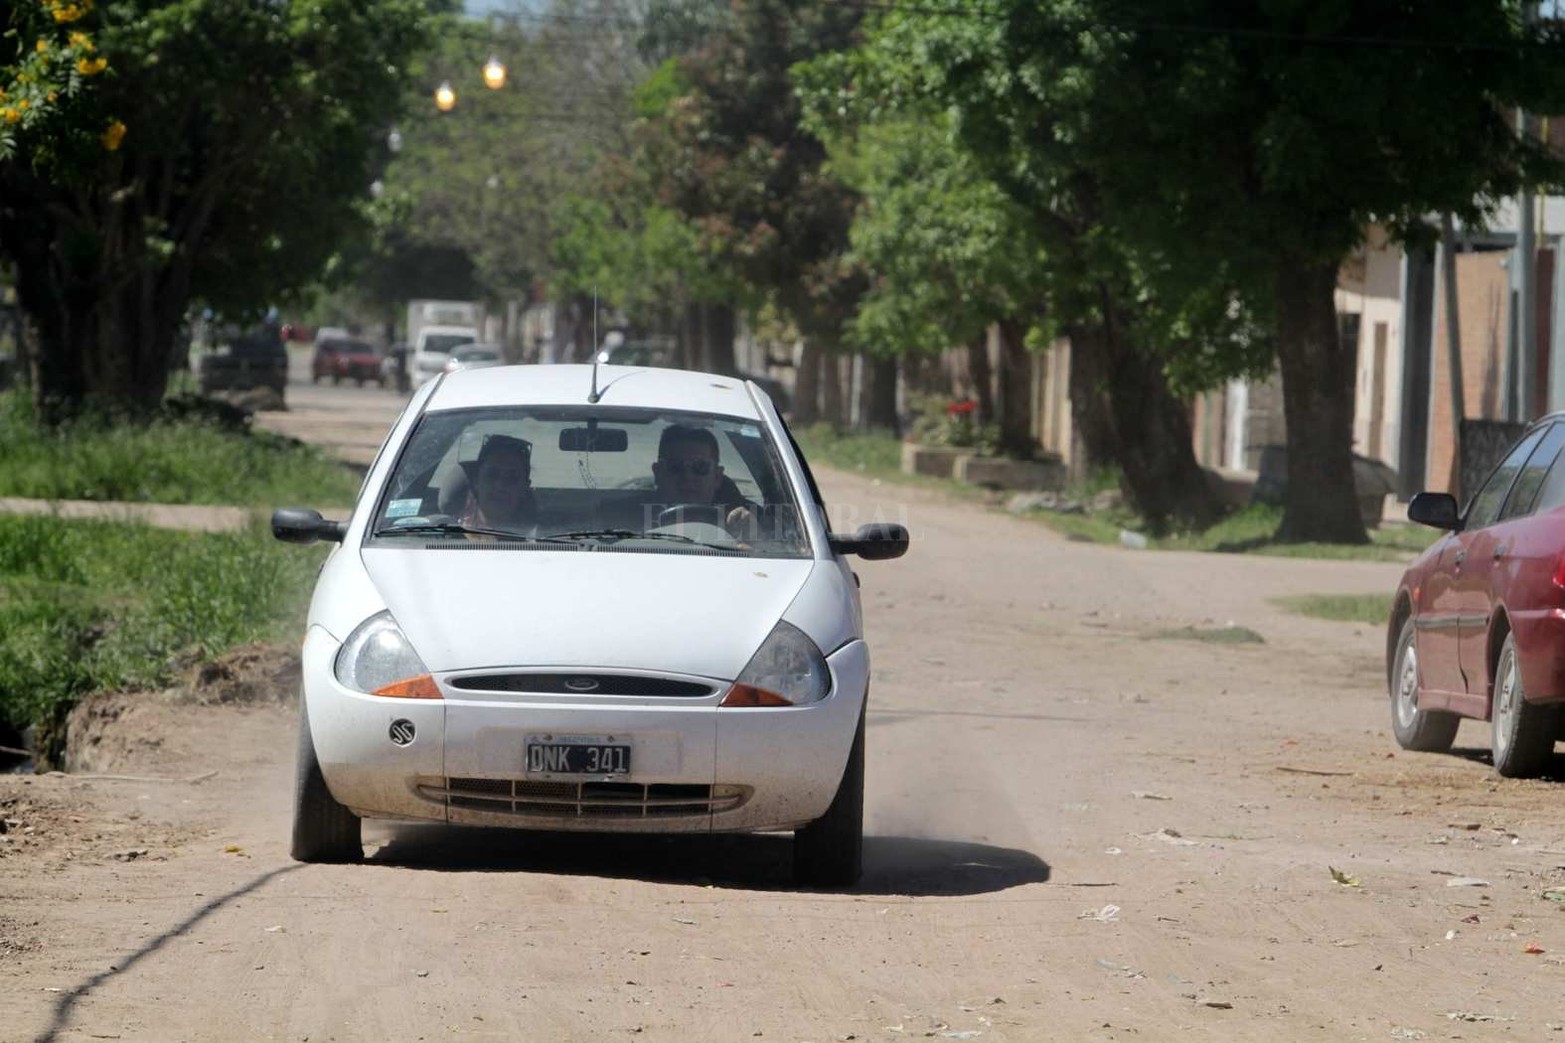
<box><xmin>434</xmin><ymin>81</ymin><xmax>456</xmax><ymax>113</ymax></box>
<box><xmin>483</xmin><ymin>55</ymin><xmax>507</xmax><ymax>91</ymax></box>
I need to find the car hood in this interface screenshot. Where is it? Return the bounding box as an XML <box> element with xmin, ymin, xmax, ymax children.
<box><xmin>361</xmin><ymin>549</ymin><xmax>816</xmax><ymax>679</ymax></box>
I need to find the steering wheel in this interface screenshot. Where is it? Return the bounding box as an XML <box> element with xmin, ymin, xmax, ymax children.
<box><xmin>655</xmin><ymin>503</ymin><xmax>726</xmax><ymax>528</ymax></box>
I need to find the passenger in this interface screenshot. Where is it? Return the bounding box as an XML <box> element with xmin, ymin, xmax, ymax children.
<box><xmin>460</xmin><ymin>434</ymin><xmax>536</xmax><ymax>530</ymax></box>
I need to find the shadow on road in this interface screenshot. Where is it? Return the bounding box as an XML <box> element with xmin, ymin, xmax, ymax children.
<box><xmin>35</xmin><ymin>865</ymin><xmax>302</xmax><ymax>1043</ymax></box>
<box><xmin>367</xmin><ymin>825</ymin><xmax>1049</xmax><ymax>897</ymax></box>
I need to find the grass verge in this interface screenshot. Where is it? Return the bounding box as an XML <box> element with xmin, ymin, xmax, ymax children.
<box><xmin>0</xmin><ymin>391</ymin><xmax>359</xmax><ymax>507</ymax></box>
<box><xmin>0</xmin><ymin>513</ymin><xmax>325</xmax><ymax>763</ymax></box>
<box><xmin>790</xmin><ymin>424</ymin><xmax>1435</xmax><ymax>563</ymax></box>
<box><xmin>1271</xmin><ymin>593</ymin><xmax>1393</xmax><ymax>625</ymax></box>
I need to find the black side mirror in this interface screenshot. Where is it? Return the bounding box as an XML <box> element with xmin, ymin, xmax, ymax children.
<box><xmin>272</xmin><ymin>508</ymin><xmax>348</xmax><ymax>544</ymax></box>
<box><xmin>1407</xmin><ymin>492</ymin><xmax>1461</xmax><ymax>532</ymax></box>
<box><xmin>829</xmin><ymin>523</ymin><xmax>910</xmax><ymax>561</ymax></box>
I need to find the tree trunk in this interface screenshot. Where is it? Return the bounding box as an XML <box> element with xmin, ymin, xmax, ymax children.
<box><xmin>1274</xmin><ymin>260</ymin><xmax>1366</xmax><ymax>543</ymax></box>
<box><xmin>995</xmin><ymin>319</ymin><xmax>1034</xmax><ymax>458</ymax></box>
<box><xmin>821</xmin><ymin>351</ymin><xmax>844</xmax><ymax>430</ymax></box>
<box><xmin>793</xmin><ymin>342</ymin><xmax>821</xmax><ymax>425</ymax></box>
<box><xmin>965</xmin><ymin>335</ymin><xmax>994</xmax><ymax>424</ymax></box>
<box><xmin>1068</xmin><ymin>305</ymin><xmax>1225</xmax><ymax>533</ymax></box>
<box><xmin>704</xmin><ymin>302</ymin><xmax>737</xmax><ymax>376</ymax></box>
<box><xmin>862</xmin><ymin>354</ymin><xmax>899</xmax><ymax>433</ymax></box>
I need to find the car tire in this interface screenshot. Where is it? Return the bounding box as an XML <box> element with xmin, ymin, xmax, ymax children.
<box><xmin>1491</xmin><ymin>632</ymin><xmax>1560</xmax><ymax>778</ymax></box>
<box><xmin>793</xmin><ymin>708</ymin><xmax>864</xmax><ymax>889</ymax></box>
<box><xmin>291</xmin><ymin>698</ymin><xmax>362</xmax><ymax>863</ymax></box>
<box><xmin>1390</xmin><ymin>616</ymin><xmax>1459</xmax><ymax>753</ymax></box>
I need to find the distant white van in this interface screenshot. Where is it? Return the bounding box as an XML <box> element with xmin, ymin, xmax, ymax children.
<box><xmin>411</xmin><ymin>325</ymin><xmax>477</xmax><ymax>388</ymax></box>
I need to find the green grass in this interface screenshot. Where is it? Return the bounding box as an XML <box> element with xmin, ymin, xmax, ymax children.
<box><xmin>0</xmin><ymin>391</ymin><xmax>359</xmax><ymax>507</ymax></box>
<box><xmin>0</xmin><ymin>513</ymin><xmax>325</xmax><ymax>762</ymax></box>
<box><xmin>1272</xmin><ymin>593</ymin><xmax>1394</xmax><ymax>625</ymax></box>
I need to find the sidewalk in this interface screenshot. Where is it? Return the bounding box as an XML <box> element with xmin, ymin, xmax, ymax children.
<box><xmin>0</xmin><ymin>496</ymin><xmax>257</xmax><ymax>533</ymax></box>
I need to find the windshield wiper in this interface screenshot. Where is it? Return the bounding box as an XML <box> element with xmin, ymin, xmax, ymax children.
<box><xmin>542</xmin><ymin>528</ymin><xmax>740</xmax><ymax>551</ymax></box>
<box><xmin>372</xmin><ymin>522</ymin><xmax>572</xmax><ymax>544</ymax></box>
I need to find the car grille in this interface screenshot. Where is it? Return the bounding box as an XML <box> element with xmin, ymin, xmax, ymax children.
<box><xmin>446</xmin><ymin>673</ymin><xmax>715</xmax><ymax>697</ymax></box>
<box><xmin>417</xmin><ymin>777</ymin><xmax>748</xmax><ymax>819</ymax></box>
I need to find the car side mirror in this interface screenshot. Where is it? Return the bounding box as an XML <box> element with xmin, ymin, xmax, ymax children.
<box><xmin>1407</xmin><ymin>492</ymin><xmax>1461</xmax><ymax>532</ymax></box>
<box><xmin>829</xmin><ymin>523</ymin><xmax>910</xmax><ymax>561</ymax></box>
<box><xmin>272</xmin><ymin>508</ymin><xmax>348</xmax><ymax>544</ymax></box>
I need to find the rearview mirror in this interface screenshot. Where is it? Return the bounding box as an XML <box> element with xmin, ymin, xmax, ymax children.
<box><xmin>829</xmin><ymin>523</ymin><xmax>910</xmax><ymax>561</ymax></box>
<box><xmin>559</xmin><ymin>426</ymin><xmax>628</xmax><ymax>452</ymax></box>
<box><xmin>1407</xmin><ymin>492</ymin><xmax>1461</xmax><ymax>531</ymax></box>
<box><xmin>272</xmin><ymin>507</ymin><xmax>348</xmax><ymax>544</ymax></box>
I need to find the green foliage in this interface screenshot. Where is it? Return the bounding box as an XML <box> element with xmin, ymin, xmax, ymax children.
<box><xmin>0</xmin><ymin>0</ymin><xmax>433</xmax><ymax>418</ymax></box>
<box><xmin>1154</xmin><ymin>624</ymin><xmax>1266</xmax><ymax>645</ymax></box>
<box><xmin>0</xmin><ymin>514</ymin><xmax>324</xmax><ymax>739</ymax></box>
<box><xmin>0</xmin><ymin>392</ymin><xmax>359</xmax><ymax>506</ymax></box>
<box><xmin>1272</xmin><ymin>593</ymin><xmax>1393</xmax><ymax>626</ymax></box>
<box><xmin>641</xmin><ymin>0</ymin><xmax>864</xmax><ymax>341</ymax></box>
<box><xmin>905</xmin><ymin>392</ymin><xmax>998</xmax><ymax>453</ymax></box>
<box><xmin>0</xmin><ymin>0</ymin><xmax>107</xmax><ymax>163</ymax></box>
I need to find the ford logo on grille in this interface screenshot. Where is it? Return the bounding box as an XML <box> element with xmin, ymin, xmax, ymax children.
<box><xmin>564</xmin><ymin>677</ymin><xmax>600</xmax><ymax>692</ymax></box>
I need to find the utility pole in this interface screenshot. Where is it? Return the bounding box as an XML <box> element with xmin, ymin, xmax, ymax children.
<box><xmin>1439</xmin><ymin>211</ymin><xmax>1464</xmax><ymax>494</ymax></box>
<box><xmin>1516</xmin><ymin>0</ymin><xmax>1540</xmax><ymax>419</ymax></box>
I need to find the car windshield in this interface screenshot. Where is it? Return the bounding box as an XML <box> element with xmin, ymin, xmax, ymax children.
<box><xmin>370</xmin><ymin>406</ymin><xmax>811</xmax><ymax>559</ymax></box>
<box><xmin>423</xmin><ymin>333</ymin><xmax>474</xmax><ymax>355</ymax></box>
<box><xmin>454</xmin><ymin>347</ymin><xmax>500</xmax><ymax>361</ymax></box>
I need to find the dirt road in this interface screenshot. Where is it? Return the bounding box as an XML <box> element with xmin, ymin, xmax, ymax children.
<box><xmin>6</xmin><ymin>379</ymin><xmax>1565</xmax><ymax>1042</ymax></box>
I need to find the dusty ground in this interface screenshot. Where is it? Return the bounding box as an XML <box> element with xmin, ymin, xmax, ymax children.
<box><xmin>6</xmin><ymin>379</ymin><xmax>1565</xmax><ymax>1042</ymax></box>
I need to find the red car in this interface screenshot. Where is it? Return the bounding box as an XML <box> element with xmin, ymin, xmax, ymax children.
<box><xmin>311</xmin><ymin>338</ymin><xmax>384</xmax><ymax>386</ymax></box>
<box><xmin>1391</xmin><ymin>416</ymin><xmax>1565</xmax><ymax>776</ymax></box>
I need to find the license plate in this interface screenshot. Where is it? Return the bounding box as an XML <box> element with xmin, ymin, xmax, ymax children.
<box><xmin>525</xmin><ymin>736</ymin><xmax>630</xmax><ymax>776</ymax></box>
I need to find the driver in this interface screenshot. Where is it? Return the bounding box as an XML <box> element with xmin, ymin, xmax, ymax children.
<box><xmin>649</xmin><ymin>425</ymin><xmax>755</xmax><ymax>534</ymax></box>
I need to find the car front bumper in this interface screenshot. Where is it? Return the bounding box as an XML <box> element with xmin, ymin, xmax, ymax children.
<box><xmin>301</xmin><ymin>627</ymin><xmax>869</xmax><ymax>834</ymax></box>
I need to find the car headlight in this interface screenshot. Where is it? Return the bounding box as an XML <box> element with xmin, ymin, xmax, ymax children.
<box><xmin>334</xmin><ymin>612</ymin><xmax>441</xmax><ymax>699</ymax></box>
<box><xmin>721</xmin><ymin>621</ymin><xmax>831</xmax><ymax>707</ymax></box>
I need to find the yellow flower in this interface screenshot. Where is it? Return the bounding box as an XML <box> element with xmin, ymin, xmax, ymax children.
<box><xmin>36</xmin><ymin>39</ymin><xmax>50</xmax><ymax>54</ymax></box>
<box><xmin>46</xmin><ymin>91</ymin><xmax>58</xmax><ymax>103</ymax></box>
<box><xmin>76</xmin><ymin>56</ymin><xmax>107</xmax><ymax>76</ymax></box>
<box><xmin>17</xmin><ymin>99</ymin><xmax>29</xmax><ymax>111</ymax></box>
<box><xmin>1</xmin><ymin>108</ymin><xmax>20</xmax><ymax>126</ymax></box>
<box><xmin>53</xmin><ymin>3</ymin><xmax>86</xmax><ymax>23</ymax></box>
<box><xmin>101</xmin><ymin>119</ymin><xmax>126</xmax><ymax>152</ymax></box>
<box><xmin>69</xmin><ymin>32</ymin><xmax>94</xmax><ymax>52</ymax></box>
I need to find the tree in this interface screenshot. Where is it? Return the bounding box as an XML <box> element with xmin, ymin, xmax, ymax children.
<box><xmin>892</xmin><ymin>0</ymin><xmax>1565</xmax><ymax>543</ymax></box>
<box><xmin>0</xmin><ymin>0</ymin><xmax>431</xmax><ymax>423</ymax></box>
<box><xmin>798</xmin><ymin>15</ymin><xmax>1263</xmax><ymax>530</ymax></box>
<box><xmin>640</xmin><ymin>0</ymin><xmax>865</xmax><ymax>410</ymax></box>
<box><xmin>1</xmin><ymin>0</ymin><xmax>109</xmax><ymax>165</ymax></box>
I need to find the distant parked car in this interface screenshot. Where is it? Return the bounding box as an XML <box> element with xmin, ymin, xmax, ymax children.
<box><xmin>443</xmin><ymin>342</ymin><xmax>505</xmax><ymax>374</ymax></box>
<box><xmin>411</xmin><ymin>325</ymin><xmax>478</xmax><ymax>388</ymax></box>
<box><xmin>313</xmin><ymin>338</ymin><xmax>385</xmax><ymax>387</ymax></box>
<box><xmin>1389</xmin><ymin>415</ymin><xmax>1565</xmax><ymax>777</ymax></box>
<box><xmin>198</xmin><ymin>328</ymin><xmax>288</xmax><ymax>396</ymax></box>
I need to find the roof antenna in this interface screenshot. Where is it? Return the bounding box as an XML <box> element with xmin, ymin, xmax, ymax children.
<box><xmin>587</xmin><ymin>285</ymin><xmax>603</xmax><ymax>403</ymax></box>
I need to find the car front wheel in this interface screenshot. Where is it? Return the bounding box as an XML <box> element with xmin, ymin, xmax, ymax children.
<box><xmin>1491</xmin><ymin>632</ymin><xmax>1560</xmax><ymax>778</ymax></box>
<box><xmin>1390</xmin><ymin>616</ymin><xmax>1459</xmax><ymax>753</ymax></box>
<box><xmin>793</xmin><ymin>710</ymin><xmax>864</xmax><ymax>888</ymax></box>
<box><xmin>291</xmin><ymin>698</ymin><xmax>362</xmax><ymax>863</ymax></box>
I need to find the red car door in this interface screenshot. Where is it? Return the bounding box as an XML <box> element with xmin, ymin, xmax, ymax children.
<box><xmin>1454</xmin><ymin>424</ymin><xmax>1560</xmax><ymax>707</ymax></box>
<box><xmin>1415</xmin><ymin>533</ymin><xmax>1469</xmax><ymax>699</ymax></box>
<box><xmin>1456</xmin><ymin>423</ymin><xmax>1565</xmax><ymax>706</ymax></box>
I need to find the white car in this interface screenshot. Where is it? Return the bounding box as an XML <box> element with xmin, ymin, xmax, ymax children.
<box><xmin>272</xmin><ymin>364</ymin><xmax>908</xmax><ymax>886</ymax></box>
<box><xmin>410</xmin><ymin>325</ymin><xmax>478</xmax><ymax>388</ymax></box>
<box><xmin>442</xmin><ymin>342</ymin><xmax>505</xmax><ymax>374</ymax></box>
